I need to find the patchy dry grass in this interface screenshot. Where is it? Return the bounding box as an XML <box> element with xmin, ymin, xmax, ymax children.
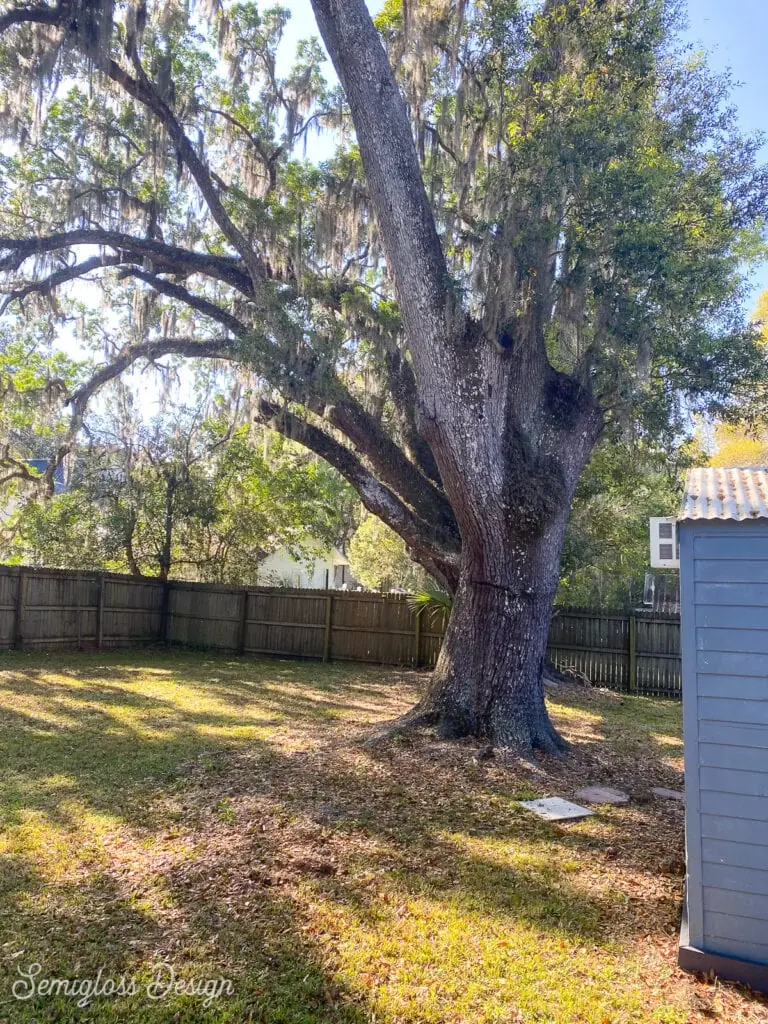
<box><xmin>0</xmin><ymin>650</ymin><xmax>765</xmax><ymax>1023</ymax></box>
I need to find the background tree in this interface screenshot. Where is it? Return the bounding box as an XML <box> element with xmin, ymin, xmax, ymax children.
<box><xmin>6</xmin><ymin>375</ymin><xmax>358</xmax><ymax>581</ymax></box>
<box><xmin>0</xmin><ymin>0</ymin><xmax>765</xmax><ymax>750</ymax></box>
<box><xmin>559</xmin><ymin>439</ymin><xmax>688</xmax><ymax>608</ymax></box>
<box><xmin>708</xmin><ymin>423</ymin><xmax>768</xmax><ymax>468</ymax></box>
<box><xmin>703</xmin><ymin>288</ymin><xmax>768</xmax><ymax>468</ymax></box>
<box><xmin>348</xmin><ymin>514</ymin><xmax>430</xmax><ymax>592</ymax></box>
<box><xmin>0</xmin><ymin>323</ymin><xmax>86</xmax><ymax>495</ymax></box>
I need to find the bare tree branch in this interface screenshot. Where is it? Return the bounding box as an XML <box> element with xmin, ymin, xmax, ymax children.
<box><xmin>0</xmin><ymin>229</ymin><xmax>255</xmax><ymax>295</ymax></box>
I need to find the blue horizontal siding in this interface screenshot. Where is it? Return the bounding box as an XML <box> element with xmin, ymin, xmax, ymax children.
<box><xmin>695</xmin><ymin>560</ymin><xmax>768</xmax><ymax>584</ymax></box>
<box><xmin>698</xmin><ymin>675</ymin><xmax>768</xmax><ymax>700</ymax></box>
<box><xmin>701</xmin><ymin>790</ymin><xmax>768</xmax><ymax>821</ymax></box>
<box><xmin>700</xmin><ymin>768</ymin><xmax>768</xmax><ymax>797</ymax></box>
<box><xmin>703</xmin><ymin>837</ymin><xmax>768</xmax><ymax>871</ymax></box>
<box><xmin>699</xmin><ymin>721</ymin><xmax>768</xmax><ymax>749</ymax></box>
<box><xmin>702</xmin><ymin>813</ymin><xmax>768</xmax><ymax>846</ymax></box>
<box><xmin>696</xmin><ymin>605</ymin><xmax>768</xmax><ymax>629</ymax></box>
<box><xmin>699</xmin><ymin>698</ymin><xmax>768</xmax><ymax>724</ymax></box>
<box><xmin>701</xmin><ymin>744</ymin><xmax>768</xmax><ymax>772</ymax></box>
<box><xmin>701</xmin><ymin>930</ymin><xmax>768</xmax><ymax>965</ymax></box>
<box><xmin>695</xmin><ymin>536</ymin><xmax>768</xmax><ymax>560</ymax></box>
<box><xmin>696</xmin><ymin>650</ymin><xmax>768</xmax><ymax>676</ymax></box>
<box><xmin>684</xmin><ymin>520</ymin><xmax>768</xmax><ymax>962</ymax></box>
<box><xmin>697</xmin><ymin>627</ymin><xmax>768</xmax><ymax>655</ymax></box>
<box><xmin>705</xmin><ymin>910</ymin><xmax>768</xmax><ymax>947</ymax></box>
<box><xmin>703</xmin><ymin>862</ymin><xmax>768</xmax><ymax>896</ymax></box>
<box><xmin>705</xmin><ymin>887</ymin><xmax>768</xmax><ymax>920</ymax></box>
<box><xmin>696</xmin><ymin>582</ymin><xmax>768</xmax><ymax>606</ymax></box>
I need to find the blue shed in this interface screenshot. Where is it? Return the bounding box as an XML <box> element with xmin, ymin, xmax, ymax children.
<box><xmin>679</xmin><ymin>467</ymin><xmax>768</xmax><ymax>990</ymax></box>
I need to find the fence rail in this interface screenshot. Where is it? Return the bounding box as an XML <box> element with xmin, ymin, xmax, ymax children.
<box><xmin>0</xmin><ymin>565</ymin><xmax>681</xmax><ymax>698</ymax></box>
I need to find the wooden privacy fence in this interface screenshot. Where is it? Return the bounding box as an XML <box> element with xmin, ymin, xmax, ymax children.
<box><xmin>547</xmin><ymin>606</ymin><xmax>681</xmax><ymax>698</ymax></box>
<box><xmin>0</xmin><ymin>565</ymin><xmax>681</xmax><ymax>698</ymax></box>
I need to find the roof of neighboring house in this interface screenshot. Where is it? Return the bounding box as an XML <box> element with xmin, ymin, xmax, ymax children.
<box><xmin>680</xmin><ymin>466</ymin><xmax>768</xmax><ymax>522</ymax></box>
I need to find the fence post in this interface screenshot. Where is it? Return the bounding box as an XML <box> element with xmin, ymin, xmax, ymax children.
<box><xmin>160</xmin><ymin>581</ymin><xmax>171</xmax><ymax>644</ymax></box>
<box><xmin>323</xmin><ymin>593</ymin><xmax>333</xmax><ymax>662</ymax></box>
<box><xmin>238</xmin><ymin>588</ymin><xmax>249</xmax><ymax>655</ymax></box>
<box><xmin>96</xmin><ymin>575</ymin><xmax>106</xmax><ymax>649</ymax></box>
<box><xmin>628</xmin><ymin>614</ymin><xmax>638</xmax><ymax>694</ymax></box>
<box><xmin>75</xmin><ymin>571</ymin><xmax>82</xmax><ymax>650</ymax></box>
<box><xmin>13</xmin><ymin>570</ymin><xmax>26</xmax><ymax>650</ymax></box>
<box><xmin>412</xmin><ymin>606</ymin><xmax>422</xmax><ymax>668</ymax></box>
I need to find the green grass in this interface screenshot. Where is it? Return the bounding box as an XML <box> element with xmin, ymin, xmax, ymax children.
<box><xmin>0</xmin><ymin>650</ymin><xmax>762</xmax><ymax>1023</ymax></box>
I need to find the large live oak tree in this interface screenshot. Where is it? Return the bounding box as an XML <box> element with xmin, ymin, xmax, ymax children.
<box><xmin>0</xmin><ymin>0</ymin><xmax>765</xmax><ymax>751</ymax></box>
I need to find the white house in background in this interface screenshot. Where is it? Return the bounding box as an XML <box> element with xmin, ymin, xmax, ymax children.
<box><xmin>256</xmin><ymin>544</ymin><xmax>355</xmax><ymax>589</ymax></box>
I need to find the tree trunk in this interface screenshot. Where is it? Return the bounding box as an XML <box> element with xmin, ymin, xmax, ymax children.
<box><xmin>158</xmin><ymin>474</ymin><xmax>176</xmax><ymax>582</ymax></box>
<box><xmin>423</xmin><ymin>513</ymin><xmax>569</xmax><ymax>754</ymax></box>
<box><xmin>308</xmin><ymin>0</ymin><xmax>606</xmax><ymax>754</ymax></box>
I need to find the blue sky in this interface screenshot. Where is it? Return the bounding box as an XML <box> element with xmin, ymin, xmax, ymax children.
<box><xmin>684</xmin><ymin>0</ymin><xmax>768</xmax><ymax>307</ymax></box>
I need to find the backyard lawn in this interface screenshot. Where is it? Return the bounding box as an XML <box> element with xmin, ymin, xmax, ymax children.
<box><xmin>0</xmin><ymin>651</ymin><xmax>766</xmax><ymax>1023</ymax></box>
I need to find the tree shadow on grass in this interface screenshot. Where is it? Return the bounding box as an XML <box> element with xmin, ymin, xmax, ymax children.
<box><xmin>0</xmin><ymin>855</ymin><xmax>373</xmax><ymax>1023</ymax></box>
<box><xmin>0</xmin><ymin>652</ymin><xmax>417</xmax><ymax>1021</ymax></box>
<box><xmin>0</xmin><ymin>650</ymin><xmax>701</xmax><ymax>1022</ymax></box>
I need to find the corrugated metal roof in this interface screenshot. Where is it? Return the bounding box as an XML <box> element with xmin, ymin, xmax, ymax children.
<box><xmin>680</xmin><ymin>467</ymin><xmax>768</xmax><ymax>522</ymax></box>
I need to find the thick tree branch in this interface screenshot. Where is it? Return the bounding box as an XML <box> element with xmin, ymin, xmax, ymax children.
<box><xmin>37</xmin><ymin>337</ymin><xmax>236</xmax><ymax>495</ymax></box>
<box><xmin>320</xmin><ymin>391</ymin><xmax>458</xmax><ymax>545</ymax></box>
<box><xmin>0</xmin><ymin>2</ymin><xmax>264</xmax><ymax>283</ymax></box>
<box><xmin>68</xmin><ymin>337</ymin><xmax>236</xmax><ymax>419</ymax></box>
<box><xmin>0</xmin><ymin>254</ymin><xmax>120</xmax><ymax>312</ymax></box>
<box><xmin>106</xmin><ymin>51</ymin><xmax>265</xmax><ymax>287</ymax></box>
<box><xmin>309</xmin><ymin>0</ymin><xmax>461</xmax><ymax>382</ymax></box>
<box><xmin>121</xmin><ymin>268</ymin><xmax>248</xmax><ymax>338</ymax></box>
<box><xmin>257</xmin><ymin>399</ymin><xmax>459</xmax><ymax>591</ymax></box>
<box><xmin>0</xmin><ymin>0</ymin><xmax>69</xmax><ymax>35</ymax></box>
<box><xmin>383</xmin><ymin>348</ymin><xmax>442</xmax><ymax>486</ymax></box>
<box><xmin>0</xmin><ymin>229</ymin><xmax>254</xmax><ymax>295</ymax></box>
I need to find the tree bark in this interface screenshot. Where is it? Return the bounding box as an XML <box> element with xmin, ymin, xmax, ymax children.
<box><xmin>424</xmin><ymin>514</ymin><xmax>571</xmax><ymax>754</ymax></box>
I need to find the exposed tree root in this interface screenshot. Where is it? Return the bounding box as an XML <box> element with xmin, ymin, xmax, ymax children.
<box><xmin>361</xmin><ymin>696</ymin><xmax>570</xmax><ymax>759</ymax></box>
<box><xmin>360</xmin><ymin>703</ymin><xmax>439</xmax><ymax>747</ymax></box>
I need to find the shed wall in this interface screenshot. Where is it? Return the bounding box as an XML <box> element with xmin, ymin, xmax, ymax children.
<box><xmin>681</xmin><ymin>519</ymin><xmax>768</xmax><ymax>963</ymax></box>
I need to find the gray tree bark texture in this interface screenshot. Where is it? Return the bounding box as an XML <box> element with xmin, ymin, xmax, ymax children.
<box><xmin>309</xmin><ymin>0</ymin><xmax>604</xmax><ymax>753</ymax></box>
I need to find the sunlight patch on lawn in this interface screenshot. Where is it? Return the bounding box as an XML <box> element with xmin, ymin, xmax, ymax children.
<box><xmin>0</xmin><ymin>652</ymin><xmax>751</xmax><ymax>1024</ymax></box>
